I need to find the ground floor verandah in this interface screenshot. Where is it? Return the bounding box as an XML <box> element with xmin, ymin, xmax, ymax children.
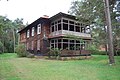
<box><xmin>25</xmin><ymin>37</ymin><xmax>91</xmax><ymax>56</ymax></box>
<box><xmin>49</xmin><ymin>38</ymin><xmax>91</xmax><ymax>56</ymax></box>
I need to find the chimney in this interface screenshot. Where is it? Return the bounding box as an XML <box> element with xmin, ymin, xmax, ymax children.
<box><xmin>42</xmin><ymin>15</ymin><xmax>49</xmax><ymax>18</ymax></box>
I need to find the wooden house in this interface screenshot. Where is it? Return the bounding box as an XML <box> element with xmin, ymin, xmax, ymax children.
<box><xmin>18</xmin><ymin>12</ymin><xmax>92</xmax><ymax>56</ymax></box>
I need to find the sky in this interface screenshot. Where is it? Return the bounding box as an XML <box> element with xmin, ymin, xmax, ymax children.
<box><xmin>0</xmin><ymin>0</ymin><xmax>73</xmax><ymax>24</ymax></box>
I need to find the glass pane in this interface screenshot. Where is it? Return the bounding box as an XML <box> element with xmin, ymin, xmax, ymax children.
<box><xmin>52</xmin><ymin>26</ymin><xmax>54</xmax><ymax>32</ymax></box>
<box><xmin>51</xmin><ymin>22</ymin><xmax>54</xmax><ymax>25</ymax></box>
<box><xmin>70</xmin><ymin>40</ymin><xmax>74</xmax><ymax>43</ymax></box>
<box><xmin>58</xmin><ymin>24</ymin><xmax>61</xmax><ymax>30</ymax></box>
<box><xmin>63</xmin><ymin>43</ymin><xmax>68</xmax><ymax>49</ymax></box>
<box><xmin>76</xmin><ymin>26</ymin><xmax>80</xmax><ymax>32</ymax></box>
<box><xmin>58</xmin><ymin>39</ymin><xmax>61</xmax><ymax>43</ymax></box>
<box><xmin>51</xmin><ymin>40</ymin><xmax>54</xmax><ymax>43</ymax></box>
<box><xmin>55</xmin><ymin>25</ymin><xmax>57</xmax><ymax>31</ymax></box>
<box><xmin>51</xmin><ymin>44</ymin><xmax>54</xmax><ymax>48</ymax></box>
<box><xmin>69</xmin><ymin>21</ymin><xmax>74</xmax><ymax>24</ymax></box>
<box><xmin>69</xmin><ymin>25</ymin><xmax>74</xmax><ymax>31</ymax></box>
<box><xmin>76</xmin><ymin>40</ymin><xmax>80</xmax><ymax>43</ymax></box>
<box><xmin>58</xmin><ymin>20</ymin><xmax>61</xmax><ymax>23</ymax></box>
<box><xmin>63</xmin><ymin>19</ymin><xmax>68</xmax><ymax>23</ymax></box>
<box><xmin>63</xmin><ymin>23</ymin><xmax>68</xmax><ymax>30</ymax></box>
<box><xmin>63</xmin><ymin>39</ymin><xmax>68</xmax><ymax>43</ymax></box>
<box><xmin>58</xmin><ymin>43</ymin><xmax>61</xmax><ymax>49</ymax></box>
<box><xmin>70</xmin><ymin>44</ymin><xmax>74</xmax><ymax>50</ymax></box>
<box><xmin>76</xmin><ymin>44</ymin><xmax>80</xmax><ymax>50</ymax></box>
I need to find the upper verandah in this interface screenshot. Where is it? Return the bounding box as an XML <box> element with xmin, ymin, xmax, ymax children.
<box><xmin>18</xmin><ymin>12</ymin><xmax>90</xmax><ymax>33</ymax></box>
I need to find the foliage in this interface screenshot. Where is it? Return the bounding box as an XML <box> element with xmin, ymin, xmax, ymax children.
<box><xmin>26</xmin><ymin>52</ymin><xmax>34</xmax><ymax>58</ymax></box>
<box><xmin>91</xmin><ymin>50</ymin><xmax>107</xmax><ymax>55</ymax></box>
<box><xmin>15</xmin><ymin>44</ymin><xmax>27</xmax><ymax>57</ymax></box>
<box><xmin>87</xmin><ymin>44</ymin><xmax>98</xmax><ymax>51</ymax></box>
<box><xmin>87</xmin><ymin>44</ymin><xmax>107</xmax><ymax>55</ymax></box>
<box><xmin>0</xmin><ymin>53</ymin><xmax>120</xmax><ymax>80</ymax></box>
<box><xmin>0</xmin><ymin>16</ymin><xmax>25</xmax><ymax>53</ymax></box>
<box><xmin>69</xmin><ymin>0</ymin><xmax>120</xmax><ymax>54</ymax></box>
<box><xmin>48</xmin><ymin>48</ymin><xmax>62</xmax><ymax>59</ymax></box>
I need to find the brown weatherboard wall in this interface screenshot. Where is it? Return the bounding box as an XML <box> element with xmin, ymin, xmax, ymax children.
<box><xmin>19</xmin><ymin>12</ymin><xmax>92</xmax><ymax>56</ymax></box>
<box><xmin>19</xmin><ymin>18</ymin><xmax>50</xmax><ymax>54</ymax></box>
<box><xmin>24</xmin><ymin>19</ymin><xmax>50</xmax><ymax>54</ymax></box>
<box><xmin>40</xmin><ymin>23</ymin><xmax>50</xmax><ymax>54</ymax></box>
<box><xmin>20</xmin><ymin>31</ymin><xmax>26</xmax><ymax>43</ymax></box>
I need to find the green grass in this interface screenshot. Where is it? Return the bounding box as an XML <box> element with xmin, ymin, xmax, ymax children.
<box><xmin>0</xmin><ymin>53</ymin><xmax>120</xmax><ymax>80</ymax></box>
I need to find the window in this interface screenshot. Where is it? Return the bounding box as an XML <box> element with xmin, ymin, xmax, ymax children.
<box><xmin>51</xmin><ymin>19</ymin><xmax>62</xmax><ymax>32</ymax></box>
<box><xmin>52</xmin><ymin>26</ymin><xmax>54</xmax><ymax>32</ymax></box>
<box><xmin>63</xmin><ymin>39</ymin><xmax>69</xmax><ymax>50</ymax></box>
<box><xmin>32</xmin><ymin>27</ymin><xmax>34</xmax><ymax>36</ymax></box>
<box><xmin>58</xmin><ymin>20</ymin><xmax>61</xmax><ymax>23</ymax></box>
<box><xmin>63</xmin><ymin>19</ymin><xmax>68</xmax><ymax>23</ymax></box>
<box><xmin>31</xmin><ymin>41</ymin><xmax>34</xmax><ymax>50</ymax></box>
<box><xmin>27</xmin><ymin>30</ymin><xmax>30</xmax><ymax>38</ymax></box>
<box><xmin>55</xmin><ymin>25</ymin><xmax>57</xmax><ymax>31</ymax></box>
<box><xmin>81</xmin><ymin>41</ymin><xmax>86</xmax><ymax>50</ymax></box>
<box><xmin>69</xmin><ymin>25</ymin><xmax>74</xmax><ymax>31</ymax></box>
<box><xmin>69</xmin><ymin>21</ymin><xmax>74</xmax><ymax>24</ymax></box>
<box><xmin>37</xmin><ymin>24</ymin><xmax>41</xmax><ymax>34</ymax></box>
<box><xmin>70</xmin><ymin>40</ymin><xmax>75</xmax><ymax>50</ymax></box>
<box><xmin>76</xmin><ymin>26</ymin><xmax>80</xmax><ymax>32</ymax></box>
<box><xmin>58</xmin><ymin>24</ymin><xmax>61</xmax><ymax>30</ymax></box>
<box><xmin>58</xmin><ymin>39</ymin><xmax>62</xmax><ymax>49</ymax></box>
<box><xmin>50</xmin><ymin>39</ymin><xmax>54</xmax><ymax>48</ymax></box>
<box><xmin>81</xmin><ymin>27</ymin><xmax>85</xmax><ymax>33</ymax></box>
<box><xmin>37</xmin><ymin>40</ymin><xmax>40</xmax><ymax>50</ymax></box>
<box><xmin>63</xmin><ymin>23</ymin><xmax>68</xmax><ymax>30</ymax></box>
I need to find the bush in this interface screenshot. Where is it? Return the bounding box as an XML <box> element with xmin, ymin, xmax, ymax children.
<box><xmin>87</xmin><ymin>45</ymin><xmax>107</xmax><ymax>55</ymax></box>
<box><xmin>48</xmin><ymin>48</ymin><xmax>62</xmax><ymax>59</ymax></box>
<box><xmin>15</xmin><ymin>44</ymin><xmax>27</xmax><ymax>57</ymax></box>
<box><xmin>26</xmin><ymin>52</ymin><xmax>34</xmax><ymax>58</ymax></box>
<box><xmin>90</xmin><ymin>50</ymin><xmax>107</xmax><ymax>55</ymax></box>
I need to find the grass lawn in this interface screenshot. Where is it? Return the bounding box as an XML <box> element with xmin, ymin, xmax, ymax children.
<box><xmin>0</xmin><ymin>53</ymin><xmax>120</xmax><ymax>80</ymax></box>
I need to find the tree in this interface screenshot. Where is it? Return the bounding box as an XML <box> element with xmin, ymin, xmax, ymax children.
<box><xmin>0</xmin><ymin>15</ymin><xmax>25</xmax><ymax>53</ymax></box>
<box><xmin>104</xmin><ymin>0</ymin><xmax>115</xmax><ymax>64</ymax></box>
<box><xmin>69</xmin><ymin>0</ymin><xmax>107</xmax><ymax>50</ymax></box>
<box><xmin>69</xmin><ymin>0</ymin><xmax>119</xmax><ymax>64</ymax></box>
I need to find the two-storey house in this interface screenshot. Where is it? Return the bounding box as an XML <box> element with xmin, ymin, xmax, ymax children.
<box><xmin>18</xmin><ymin>12</ymin><xmax>92</xmax><ymax>56</ymax></box>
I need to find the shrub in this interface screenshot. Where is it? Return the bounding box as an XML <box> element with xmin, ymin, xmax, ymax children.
<box><xmin>48</xmin><ymin>48</ymin><xmax>62</xmax><ymax>59</ymax></box>
<box><xmin>15</xmin><ymin>44</ymin><xmax>27</xmax><ymax>57</ymax></box>
<box><xmin>90</xmin><ymin>50</ymin><xmax>107</xmax><ymax>55</ymax></box>
<box><xmin>87</xmin><ymin>45</ymin><xmax>107</xmax><ymax>55</ymax></box>
<box><xmin>26</xmin><ymin>52</ymin><xmax>34</xmax><ymax>58</ymax></box>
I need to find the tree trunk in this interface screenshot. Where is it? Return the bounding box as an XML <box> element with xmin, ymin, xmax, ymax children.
<box><xmin>104</xmin><ymin>0</ymin><xmax>115</xmax><ymax>64</ymax></box>
<box><xmin>12</xmin><ymin>29</ymin><xmax>15</xmax><ymax>53</ymax></box>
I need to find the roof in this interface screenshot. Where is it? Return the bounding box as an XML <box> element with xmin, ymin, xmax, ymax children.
<box><xmin>50</xmin><ymin>12</ymin><xmax>77</xmax><ymax>21</ymax></box>
<box><xmin>18</xmin><ymin>17</ymin><xmax>49</xmax><ymax>33</ymax></box>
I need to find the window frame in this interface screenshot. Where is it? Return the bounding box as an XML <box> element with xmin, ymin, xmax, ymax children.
<box><xmin>27</xmin><ymin>30</ymin><xmax>30</xmax><ymax>38</ymax></box>
<box><xmin>37</xmin><ymin>24</ymin><xmax>41</xmax><ymax>34</ymax></box>
<box><xmin>32</xmin><ymin>27</ymin><xmax>35</xmax><ymax>36</ymax></box>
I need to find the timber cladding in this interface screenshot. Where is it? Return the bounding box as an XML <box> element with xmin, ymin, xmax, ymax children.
<box><xmin>18</xmin><ymin>12</ymin><xmax>92</xmax><ymax>56</ymax></box>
